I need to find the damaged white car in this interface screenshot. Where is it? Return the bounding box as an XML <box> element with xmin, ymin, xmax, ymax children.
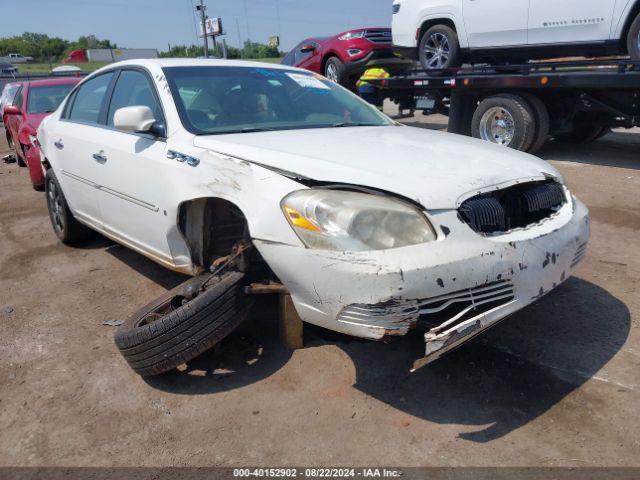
<box><xmin>37</xmin><ymin>59</ymin><xmax>590</xmax><ymax>376</ymax></box>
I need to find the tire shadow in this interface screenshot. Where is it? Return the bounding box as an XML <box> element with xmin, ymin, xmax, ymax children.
<box><xmin>143</xmin><ymin>277</ymin><xmax>629</xmax><ymax>443</ymax></box>
<box><xmin>334</xmin><ymin>277</ymin><xmax>630</xmax><ymax>442</ymax></box>
<box><xmin>539</xmin><ymin>130</ymin><xmax>640</xmax><ymax>170</ymax></box>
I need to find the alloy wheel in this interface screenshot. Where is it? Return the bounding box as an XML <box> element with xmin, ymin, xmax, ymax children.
<box><xmin>423</xmin><ymin>32</ymin><xmax>450</xmax><ymax>69</ymax></box>
<box><xmin>479</xmin><ymin>107</ymin><xmax>516</xmax><ymax>146</ymax></box>
<box><xmin>325</xmin><ymin>63</ymin><xmax>339</xmax><ymax>82</ymax></box>
<box><xmin>47</xmin><ymin>180</ymin><xmax>65</xmax><ymax>233</ymax></box>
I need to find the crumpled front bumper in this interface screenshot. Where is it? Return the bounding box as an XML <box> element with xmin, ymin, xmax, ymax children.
<box><xmin>254</xmin><ymin>197</ymin><xmax>590</xmax><ymax>362</ymax></box>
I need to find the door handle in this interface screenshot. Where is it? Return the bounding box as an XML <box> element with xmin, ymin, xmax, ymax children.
<box><xmin>92</xmin><ymin>151</ymin><xmax>107</xmax><ymax>163</ymax></box>
<box><xmin>54</xmin><ymin>140</ymin><xmax>64</xmax><ymax>150</ymax></box>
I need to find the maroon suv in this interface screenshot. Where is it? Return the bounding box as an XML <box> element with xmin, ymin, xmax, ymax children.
<box><xmin>282</xmin><ymin>28</ymin><xmax>394</xmax><ymax>87</ymax></box>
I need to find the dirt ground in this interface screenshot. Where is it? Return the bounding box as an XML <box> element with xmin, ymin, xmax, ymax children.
<box><xmin>0</xmin><ymin>116</ymin><xmax>638</xmax><ymax>468</ymax></box>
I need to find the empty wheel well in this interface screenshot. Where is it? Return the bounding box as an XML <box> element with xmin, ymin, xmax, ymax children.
<box><xmin>178</xmin><ymin>197</ymin><xmax>249</xmax><ymax>271</ymax></box>
<box><xmin>419</xmin><ymin>18</ymin><xmax>457</xmax><ymax>40</ymax></box>
<box><xmin>621</xmin><ymin>1</ymin><xmax>640</xmax><ymax>52</ymax></box>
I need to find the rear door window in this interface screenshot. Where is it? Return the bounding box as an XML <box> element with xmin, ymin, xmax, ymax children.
<box><xmin>67</xmin><ymin>72</ymin><xmax>114</xmax><ymax>124</ymax></box>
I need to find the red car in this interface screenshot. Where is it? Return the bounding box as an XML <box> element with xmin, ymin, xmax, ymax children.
<box><xmin>3</xmin><ymin>77</ymin><xmax>80</xmax><ymax>190</ymax></box>
<box><xmin>282</xmin><ymin>28</ymin><xmax>394</xmax><ymax>87</ymax></box>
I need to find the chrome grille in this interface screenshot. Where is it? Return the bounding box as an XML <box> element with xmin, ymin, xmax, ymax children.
<box><xmin>364</xmin><ymin>30</ymin><xmax>392</xmax><ymax>44</ymax></box>
<box><xmin>336</xmin><ymin>280</ymin><xmax>515</xmax><ymax>335</ymax></box>
<box><xmin>419</xmin><ymin>280</ymin><xmax>516</xmax><ymax>333</ymax></box>
<box><xmin>571</xmin><ymin>242</ymin><xmax>588</xmax><ymax>268</ymax></box>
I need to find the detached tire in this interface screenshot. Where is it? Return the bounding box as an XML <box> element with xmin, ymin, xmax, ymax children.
<box><xmin>628</xmin><ymin>13</ymin><xmax>640</xmax><ymax>60</ymax></box>
<box><xmin>115</xmin><ymin>271</ymin><xmax>252</xmax><ymax>377</ymax></box>
<box><xmin>471</xmin><ymin>94</ymin><xmax>536</xmax><ymax>151</ymax></box>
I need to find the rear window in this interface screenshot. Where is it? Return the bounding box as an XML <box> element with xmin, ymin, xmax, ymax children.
<box><xmin>27</xmin><ymin>84</ymin><xmax>75</xmax><ymax>114</ymax></box>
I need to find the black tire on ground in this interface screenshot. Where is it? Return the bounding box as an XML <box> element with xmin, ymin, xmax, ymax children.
<box><xmin>418</xmin><ymin>24</ymin><xmax>461</xmax><ymax>71</ymax></box>
<box><xmin>554</xmin><ymin>123</ymin><xmax>607</xmax><ymax>143</ymax></box>
<box><xmin>14</xmin><ymin>142</ymin><xmax>26</xmax><ymax>167</ymax></box>
<box><xmin>45</xmin><ymin>169</ymin><xmax>93</xmax><ymax>244</ymax></box>
<box><xmin>628</xmin><ymin>13</ymin><xmax>640</xmax><ymax>60</ymax></box>
<box><xmin>324</xmin><ymin>56</ymin><xmax>347</xmax><ymax>86</ymax></box>
<box><xmin>114</xmin><ymin>271</ymin><xmax>252</xmax><ymax>377</ymax></box>
<box><xmin>471</xmin><ymin>94</ymin><xmax>536</xmax><ymax>152</ymax></box>
<box><xmin>520</xmin><ymin>93</ymin><xmax>550</xmax><ymax>154</ymax></box>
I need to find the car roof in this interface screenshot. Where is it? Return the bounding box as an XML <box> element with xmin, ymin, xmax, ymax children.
<box><xmin>26</xmin><ymin>77</ymin><xmax>82</xmax><ymax>88</ymax></box>
<box><xmin>94</xmin><ymin>58</ymin><xmax>309</xmax><ymax>73</ymax></box>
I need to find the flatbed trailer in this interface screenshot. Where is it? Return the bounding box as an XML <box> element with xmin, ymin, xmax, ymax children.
<box><xmin>377</xmin><ymin>59</ymin><xmax>640</xmax><ymax>153</ymax></box>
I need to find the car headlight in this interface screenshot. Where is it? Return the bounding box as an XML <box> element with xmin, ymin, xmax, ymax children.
<box><xmin>281</xmin><ymin>189</ymin><xmax>436</xmax><ymax>251</ymax></box>
<box><xmin>338</xmin><ymin>31</ymin><xmax>365</xmax><ymax>41</ymax></box>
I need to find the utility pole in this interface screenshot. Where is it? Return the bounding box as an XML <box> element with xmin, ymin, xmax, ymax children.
<box><xmin>196</xmin><ymin>0</ymin><xmax>209</xmax><ymax>58</ymax></box>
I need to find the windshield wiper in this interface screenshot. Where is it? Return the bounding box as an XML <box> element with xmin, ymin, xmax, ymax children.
<box><xmin>332</xmin><ymin>122</ymin><xmax>382</xmax><ymax>128</ymax></box>
<box><xmin>238</xmin><ymin>127</ymin><xmax>275</xmax><ymax>133</ymax></box>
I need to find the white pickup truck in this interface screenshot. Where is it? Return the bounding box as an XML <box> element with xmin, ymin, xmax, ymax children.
<box><xmin>392</xmin><ymin>0</ymin><xmax>640</xmax><ymax>69</ymax></box>
<box><xmin>6</xmin><ymin>53</ymin><xmax>34</xmax><ymax>64</ymax></box>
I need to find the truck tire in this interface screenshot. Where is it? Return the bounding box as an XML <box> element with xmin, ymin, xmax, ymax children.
<box><xmin>324</xmin><ymin>56</ymin><xmax>346</xmax><ymax>86</ymax></box>
<box><xmin>114</xmin><ymin>271</ymin><xmax>252</xmax><ymax>377</ymax></box>
<box><xmin>471</xmin><ymin>94</ymin><xmax>536</xmax><ymax>152</ymax></box>
<box><xmin>419</xmin><ymin>25</ymin><xmax>461</xmax><ymax>71</ymax></box>
<box><xmin>521</xmin><ymin>93</ymin><xmax>550</xmax><ymax>154</ymax></box>
<box><xmin>628</xmin><ymin>13</ymin><xmax>640</xmax><ymax>60</ymax></box>
<box><xmin>45</xmin><ymin>169</ymin><xmax>93</xmax><ymax>244</ymax></box>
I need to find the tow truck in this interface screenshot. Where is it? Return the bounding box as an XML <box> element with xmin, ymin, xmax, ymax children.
<box><xmin>377</xmin><ymin>59</ymin><xmax>640</xmax><ymax>153</ymax></box>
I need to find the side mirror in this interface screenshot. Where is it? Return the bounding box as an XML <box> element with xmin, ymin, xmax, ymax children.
<box><xmin>300</xmin><ymin>44</ymin><xmax>316</xmax><ymax>53</ymax></box>
<box><xmin>3</xmin><ymin>105</ymin><xmax>20</xmax><ymax>116</ymax></box>
<box><xmin>113</xmin><ymin>105</ymin><xmax>156</xmax><ymax>133</ymax></box>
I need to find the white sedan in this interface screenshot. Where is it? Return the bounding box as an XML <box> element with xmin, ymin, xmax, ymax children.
<box><xmin>38</xmin><ymin>59</ymin><xmax>589</xmax><ymax>375</ymax></box>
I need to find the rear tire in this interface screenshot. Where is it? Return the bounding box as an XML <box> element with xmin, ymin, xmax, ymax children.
<box><xmin>114</xmin><ymin>271</ymin><xmax>252</xmax><ymax>377</ymax></box>
<box><xmin>628</xmin><ymin>13</ymin><xmax>640</xmax><ymax>60</ymax></box>
<box><xmin>324</xmin><ymin>56</ymin><xmax>347</xmax><ymax>86</ymax></box>
<box><xmin>45</xmin><ymin>169</ymin><xmax>93</xmax><ymax>244</ymax></box>
<box><xmin>471</xmin><ymin>94</ymin><xmax>536</xmax><ymax>152</ymax></box>
<box><xmin>521</xmin><ymin>93</ymin><xmax>550</xmax><ymax>154</ymax></box>
<box><xmin>418</xmin><ymin>25</ymin><xmax>461</xmax><ymax>71</ymax></box>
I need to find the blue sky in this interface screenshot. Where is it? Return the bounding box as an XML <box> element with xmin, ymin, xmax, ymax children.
<box><xmin>2</xmin><ymin>0</ymin><xmax>394</xmax><ymax>51</ymax></box>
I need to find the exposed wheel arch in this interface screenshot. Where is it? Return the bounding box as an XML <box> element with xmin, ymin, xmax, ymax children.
<box><xmin>419</xmin><ymin>18</ymin><xmax>458</xmax><ymax>43</ymax></box>
<box><xmin>620</xmin><ymin>0</ymin><xmax>640</xmax><ymax>53</ymax></box>
<box><xmin>177</xmin><ymin>197</ymin><xmax>250</xmax><ymax>272</ymax></box>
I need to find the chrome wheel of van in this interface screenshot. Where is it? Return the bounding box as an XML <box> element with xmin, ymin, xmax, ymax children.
<box><xmin>423</xmin><ymin>33</ymin><xmax>450</xmax><ymax>69</ymax></box>
<box><xmin>479</xmin><ymin>107</ymin><xmax>516</xmax><ymax>146</ymax></box>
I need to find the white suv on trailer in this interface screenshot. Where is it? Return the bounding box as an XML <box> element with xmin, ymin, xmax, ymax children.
<box><xmin>392</xmin><ymin>0</ymin><xmax>640</xmax><ymax>69</ymax></box>
<box><xmin>38</xmin><ymin>59</ymin><xmax>589</xmax><ymax>375</ymax></box>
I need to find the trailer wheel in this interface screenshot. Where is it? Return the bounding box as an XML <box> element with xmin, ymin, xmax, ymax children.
<box><xmin>471</xmin><ymin>94</ymin><xmax>535</xmax><ymax>152</ymax></box>
<box><xmin>520</xmin><ymin>93</ymin><xmax>550</xmax><ymax>154</ymax></box>
<box><xmin>114</xmin><ymin>271</ymin><xmax>252</xmax><ymax>377</ymax></box>
<box><xmin>628</xmin><ymin>13</ymin><xmax>640</xmax><ymax>60</ymax></box>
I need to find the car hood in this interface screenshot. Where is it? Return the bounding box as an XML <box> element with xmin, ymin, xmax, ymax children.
<box><xmin>193</xmin><ymin>125</ymin><xmax>561</xmax><ymax>209</ymax></box>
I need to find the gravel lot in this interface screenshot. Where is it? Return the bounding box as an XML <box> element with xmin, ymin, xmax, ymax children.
<box><xmin>0</xmin><ymin>116</ymin><xmax>638</xmax><ymax>467</ymax></box>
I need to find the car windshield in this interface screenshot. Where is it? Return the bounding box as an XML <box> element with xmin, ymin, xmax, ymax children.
<box><xmin>163</xmin><ymin>66</ymin><xmax>394</xmax><ymax>135</ymax></box>
<box><xmin>27</xmin><ymin>84</ymin><xmax>75</xmax><ymax>114</ymax></box>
